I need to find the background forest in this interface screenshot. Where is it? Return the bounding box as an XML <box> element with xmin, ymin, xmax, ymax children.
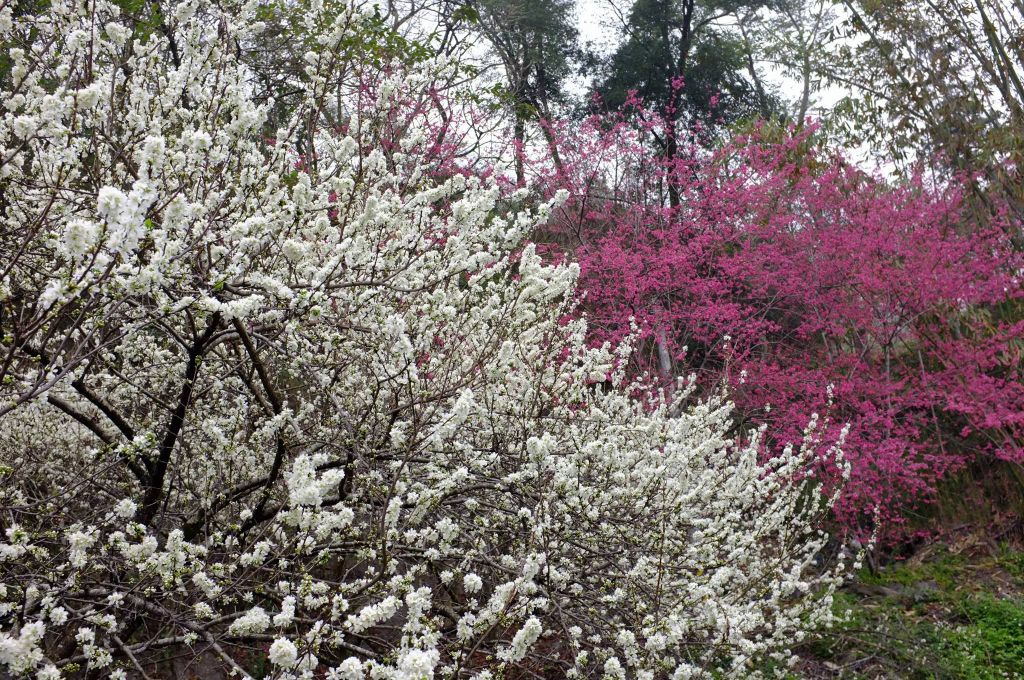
<box><xmin>1</xmin><ymin>0</ymin><xmax>1023</xmax><ymax>678</ymax></box>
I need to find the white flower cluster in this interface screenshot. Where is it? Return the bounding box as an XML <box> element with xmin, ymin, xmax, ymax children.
<box><xmin>0</xmin><ymin>623</ymin><xmax>48</xmax><ymax>676</ymax></box>
<box><xmin>0</xmin><ymin>1</ymin><xmax>850</xmax><ymax>678</ymax></box>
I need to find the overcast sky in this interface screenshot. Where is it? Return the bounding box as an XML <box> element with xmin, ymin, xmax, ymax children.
<box><xmin>577</xmin><ymin>0</ymin><xmax>621</xmax><ymax>50</ymax></box>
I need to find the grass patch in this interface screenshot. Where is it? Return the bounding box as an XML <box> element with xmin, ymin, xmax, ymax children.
<box><xmin>857</xmin><ymin>550</ymin><xmax>967</xmax><ymax>591</ymax></box>
<box><xmin>796</xmin><ymin>545</ymin><xmax>1024</xmax><ymax>679</ymax></box>
<box><xmin>940</xmin><ymin>596</ymin><xmax>1024</xmax><ymax>679</ymax></box>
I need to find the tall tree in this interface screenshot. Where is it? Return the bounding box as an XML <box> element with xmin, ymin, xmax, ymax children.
<box><xmin>595</xmin><ymin>0</ymin><xmax>776</xmax><ymax>205</ymax></box>
<box><xmin>472</xmin><ymin>0</ymin><xmax>581</xmax><ymax>183</ymax></box>
<box><xmin>735</xmin><ymin>0</ymin><xmax>838</xmax><ymax>122</ymax></box>
<box><xmin>821</xmin><ymin>0</ymin><xmax>1024</xmax><ymax>217</ymax></box>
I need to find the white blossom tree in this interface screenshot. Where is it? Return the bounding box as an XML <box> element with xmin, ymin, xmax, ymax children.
<box><xmin>0</xmin><ymin>1</ymin><xmax>851</xmax><ymax>678</ymax></box>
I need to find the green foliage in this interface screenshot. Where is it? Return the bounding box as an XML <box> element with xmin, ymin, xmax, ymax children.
<box><xmin>943</xmin><ymin>596</ymin><xmax>1024</xmax><ymax>679</ymax></box>
<box><xmin>998</xmin><ymin>547</ymin><xmax>1024</xmax><ymax>583</ymax></box>
<box><xmin>856</xmin><ymin>550</ymin><xmax>967</xmax><ymax>591</ymax></box>
<box><xmin>800</xmin><ymin>547</ymin><xmax>1024</xmax><ymax>679</ymax></box>
<box><xmin>450</xmin><ymin>3</ymin><xmax>480</xmax><ymax>24</ymax></box>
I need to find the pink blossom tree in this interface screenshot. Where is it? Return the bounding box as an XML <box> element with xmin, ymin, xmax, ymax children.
<box><xmin>539</xmin><ymin>110</ymin><xmax>1024</xmax><ymax>538</ymax></box>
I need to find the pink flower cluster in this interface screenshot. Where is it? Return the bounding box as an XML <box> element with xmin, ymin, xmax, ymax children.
<box><xmin>537</xmin><ymin>114</ymin><xmax>1024</xmax><ymax>538</ymax></box>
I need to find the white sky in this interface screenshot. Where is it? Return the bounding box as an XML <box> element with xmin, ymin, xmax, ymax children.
<box><xmin>576</xmin><ymin>0</ymin><xmax>621</xmax><ymax>49</ymax></box>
